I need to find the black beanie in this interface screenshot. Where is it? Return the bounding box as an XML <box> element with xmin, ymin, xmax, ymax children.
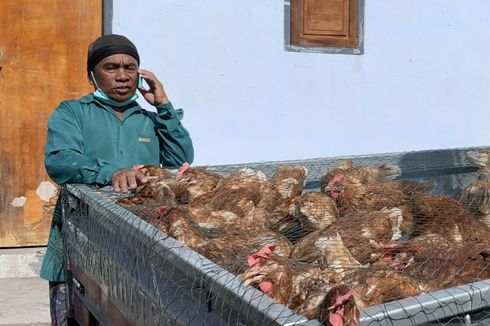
<box><xmin>87</xmin><ymin>34</ymin><xmax>140</xmax><ymax>74</ymax></box>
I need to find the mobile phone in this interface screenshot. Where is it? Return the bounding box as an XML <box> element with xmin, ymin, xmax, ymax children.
<box><xmin>138</xmin><ymin>74</ymin><xmax>145</xmax><ymax>88</ymax></box>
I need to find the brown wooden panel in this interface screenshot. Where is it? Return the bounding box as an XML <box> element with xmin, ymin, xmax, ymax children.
<box><xmin>0</xmin><ymin>0</ymin><xmax>102</xmax><ymax>247</ymax></box>
<box><xmin>305</xmin><ymin>0</ymin><xmax>348</xmax><ymax>35</ymax></box>
<box><xmin>291</xmin><ymin>0</ymin><xmax>359</xmax><ymax>48</ymax></box>
<box><xmin>69</xmin><ymin>265</ymin><xmax>131</xmax><ymax>326</ymax></box>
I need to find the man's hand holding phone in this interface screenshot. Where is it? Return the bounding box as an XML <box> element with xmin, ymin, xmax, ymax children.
<box><xmin>137</xmin><ymin>69</ymin><xmax>169</xmax><ymax>106</ymax></box>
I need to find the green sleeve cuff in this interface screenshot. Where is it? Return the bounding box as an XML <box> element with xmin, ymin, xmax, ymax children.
<box><xmin>156</xmin><ymin>101</ymin><xmax>184</xmax><ymax>120</ymax></box>
<box><xmin>155</xmin><ymin>101</ymin><xmax>185</xmax><ymax>133</ymax></box>
<box><xmin>96</xmin><ymin>164</ymin><xmax>120</xmax><ymax>185</ymax></box>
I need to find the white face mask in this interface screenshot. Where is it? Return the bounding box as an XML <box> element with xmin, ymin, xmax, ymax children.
<box><xmin>90</xmin><ymin>71</ymin><xmax>139</xmax><ymax>107</ymax></box>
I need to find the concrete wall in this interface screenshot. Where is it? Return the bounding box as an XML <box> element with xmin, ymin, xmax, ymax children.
<box><xmin>112</xmin><ymin>0</ymin><xmax>490</xmax><ymax>166</ymax></box>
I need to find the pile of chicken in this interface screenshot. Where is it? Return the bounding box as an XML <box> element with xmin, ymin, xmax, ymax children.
<box><xmin>116</xmin><ymin>152</ymin><xmax>490</xmax><ymax>326</ymax></box>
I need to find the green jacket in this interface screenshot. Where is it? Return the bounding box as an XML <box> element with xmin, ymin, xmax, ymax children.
<box><xmin>40</xmin><ymin>94</ymin><xmax>194</xmax><ymax>282</ymax></box>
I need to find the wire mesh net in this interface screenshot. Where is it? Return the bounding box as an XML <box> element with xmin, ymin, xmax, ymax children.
<box><xmin>58</xmin><ymin>146</ymin><xmax>490</xmax><ymax>325</ymax></box>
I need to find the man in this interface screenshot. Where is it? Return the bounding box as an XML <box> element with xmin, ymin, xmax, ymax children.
<box><xmin>40</xmin><ymin>34</ymin><xmax>194</xmax><ymax>325</ymax></box>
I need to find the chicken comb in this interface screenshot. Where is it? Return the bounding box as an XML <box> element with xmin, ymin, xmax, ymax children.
<box><xmin>258</xmin><ymin>281</ymin><xmax>272</xmax><ymax>293</ymax></box>
<box><xmin>154</xmin><ymin>205</ymin><xmax>168</xmax><ymax>217</ymax></box>
<box><xmin>327</xmin><ymin>174</ymin><xmax>345</xmax><ymax>187</ymax></box>
<box><xmin>132</xmin><ymin>164</ymin><xmax>145</xmax><ymax>172</ymax></box>
<box><xmin>328</xmin><ymin>290</ymin><xmax>355</xmax><ymax>312</ymax></box>
<box><xmin>177</xmin><ymin>162</ymin><xmax>190</xmax><ymax>176</ymax></box>
<box><xmin>247</xmin><ymin>244</ymin><xmax>277</xmax><ymax>266</ymax></box>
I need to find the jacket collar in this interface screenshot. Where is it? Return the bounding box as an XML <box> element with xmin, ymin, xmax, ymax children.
<box><xmin>80</xmin><ymin>93</ymin><xmax>142</xmax><ymax>113</ymax></box>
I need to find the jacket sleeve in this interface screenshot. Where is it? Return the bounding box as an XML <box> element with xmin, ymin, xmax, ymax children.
<box><xmin>44</xmin><ymin>101</ymin><xmax>119</xmax><ymax>186</ymax></box>
<box><xmin>154</xmin><ymin>102</ymin><xmax>194</xmax><ymax>167</ymax></box>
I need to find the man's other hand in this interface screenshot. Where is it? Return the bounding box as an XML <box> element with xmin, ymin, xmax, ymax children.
<box><xmin>111</xmin><ymin>168</ymin><xmax>149</xmax><ymax>193</ymax></box>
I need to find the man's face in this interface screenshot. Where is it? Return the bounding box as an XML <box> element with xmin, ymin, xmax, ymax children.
<box><xmin>91</xmin><ymin>54</ymin><xmax>139</xmax><ymax>102</ymax></box>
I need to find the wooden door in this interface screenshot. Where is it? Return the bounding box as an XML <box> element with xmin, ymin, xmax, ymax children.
<box><xmin>0</xmin><ymin>0</ymin><xmax>102</xmax><ymax>247</ymax></box>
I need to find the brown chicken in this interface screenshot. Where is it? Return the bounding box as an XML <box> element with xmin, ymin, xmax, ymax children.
<box><xmin>294</xmin><ymin>267</ymin><xmax>424</xmax><ymax>325</ymax></box>
<box><xmin>140</xmin><ymin>165</ymin><xmax>175</xmax><ymax>179</ymax></box>
<box><xmin>460</xmin><ymin>150</ymin><xmax>490</xmax><ymax>226</ymax></box>
<box><xmin>240</xmin><ymin>248</ymin><xmax>340</xmax><ymax>316</ymax></box>
<box><xmin>188</xmin><ymin>186</ymin><xmax>293</xmax><ymax>269</ymax></box>
<box><xmin>465</xmin><ymin>150</ymin><xmax>490</xmax><ymax>177</ymax></box>
<box><xmin>320</xmin><ymin>160</ymin><xmax>401</xmax><ymax>193</ymax></box>
<box><xmin>290</xmin><ymin>192</ymin><xmax>339</xmax><ymax>231</ymax></box>
<box><xmin>270</xmin><ymin>165</ymin><xmax>308</xmax><ymax>200</ymax></box>
<box><xmin>152</xmin><ymin>204</ymin><xmax>293</xmax><ymax>274</ymax></box>
<box><xmin>410</xmin><ymin>193</ymin><xmax>490</xmax><ymax>245</ymax></box>
<box><xmin>246</xmin><ymin>253</ymin><xmax>424</xmax><ymax>325</ymax></box>
<box><xmin>336</xmin><ymin>268</ymin><xmax>424</xmax><ymax>308</ymax></box>
<box><xmin>207</xmin><ymin>168</ymin><xmax>283</xmax><ymax>224</ymax></box>
<box><xmin>271</xmin><ymin>191</ymin><xmax>338</xmax><ymax>244</ymax></box>
<box><xmin>268</xmin><ymin>165</ymin><xmax>308</xmax><ymax>229</ymax></box>
<box><xmin>190</xmin><ymin>167</ymin><xmax>306</xmax><ymax>230</ymax></box>
<box><xmin>248</xmin><ymin>261</ymin><xmax>361</xmax><ymax>325</ymax></box>
<box><xmin>292</xmin><ymin>208</ymin><xmax>404</xmax><ymax>267</ymax></box>
<box><xmin>324</xmin><ymin>176</ymin><xmax>404</xmax><ymax>213</ymax></box>
<box><xmin>240</xmin><ymin>244</ymin><xmax>295</xmax><ymax>304</ymax></box>
<box><xmin>208</xmin><ymin>227</ymin><xmax>293</xmax><ymax>274</ymax></box>
<box><xmin>136</xmin><ymin>178</ymin><xmax>188</xmax><ymax>202</ymax></box>
<box><xmin>292</xmin><ymin>230</ymin><xmax>363</xmax><ymax>276</ymax></box>
<box><xmin>153</xmin><ymin>205</ymin><xmax>210</xmax><ymax>255</ymax></box>
<box><xmin>322</xmin><ymin>174</ymin><xmax>436</xmax><ymax>239</ymax></box>
<box><xmin>389</xmin><ymin>234</ymin><xmax>490</xmax><ymax>292</ymax></box>
<box><xmin>318</xmin><ymin>284</ymin><xmax>360</xmax><ymax>326</ymax></box>
<box><xmin>460</xmin><ymin>179</ymin><xmax>490</xmax><ymax>226</ymax></box>
<box><xmin>288</xmin><ymin>267</ymin><xmax>341</xmax><ymax>321</ymax></box>
<box><xmin>177</xmin><ymin>165</ymin><xmax>224</xmax><ymax>204</ymax></box>
<box><xmin>185</xmin><ymin>205</ymin><xmax>241</xmax><ymax>231</ymax></box>
<box><xmin>262</xmin><ymin>166</ymin><xmax>308</xmax><ymax>227</ymax></box>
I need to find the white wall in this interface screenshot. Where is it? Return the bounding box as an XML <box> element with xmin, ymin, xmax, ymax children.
<box><xmin>112</xmin><ymin>0</ymin><xmax>490</xmax><ymax>166</ymax></box>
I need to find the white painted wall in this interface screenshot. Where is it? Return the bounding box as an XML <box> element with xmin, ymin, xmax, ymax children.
<box><xmin>112</xmin><ymin>0</ymin><xmax>490</xmax><ymax>166</ymax></box>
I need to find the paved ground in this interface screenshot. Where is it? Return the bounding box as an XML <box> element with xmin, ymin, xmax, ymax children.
<box><xmin>0</xmin><ymin>247</ymin><xmax>50</xmax><ymax>326</ymax></box>
<box><xmin>0</xmin><ymin>277</ymin><xmax>50</xmax><ymax>325</ymax></box>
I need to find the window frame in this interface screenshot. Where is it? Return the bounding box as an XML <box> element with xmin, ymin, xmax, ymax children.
<box><xmin>284</xmin><ymin>0</ymin><xmax>365</xmax><ymax>55</ymax></box>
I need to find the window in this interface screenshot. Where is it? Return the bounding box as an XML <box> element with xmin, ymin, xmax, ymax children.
<box><xmin>285</xmin><ymin>0</ymin><xmax>364</xmax><ymax>54</ymax></box>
